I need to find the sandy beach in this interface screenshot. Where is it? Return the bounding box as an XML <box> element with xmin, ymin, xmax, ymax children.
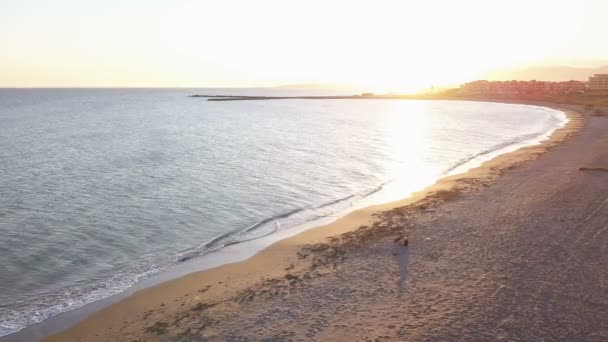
<box><xmin>28</xmin><ymin>102</ymin><xmax>608</xmax><ymax>341</ymax></box>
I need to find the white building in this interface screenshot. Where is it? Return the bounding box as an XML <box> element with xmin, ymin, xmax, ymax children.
<box><xmin>588</xmin><ymin>74</ymin><xmax>608</xmax><ymax>91</ymax></box>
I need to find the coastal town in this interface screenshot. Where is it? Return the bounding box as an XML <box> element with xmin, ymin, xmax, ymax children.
<box><xmin>460</xmin><ymin>74</ymin><xmax>608</xmax><ymax>95</ymax></box>
<box><xmin>192</xmin><ymin>75</ymin><xmax>608</xmax><ymax>113</ymax></box>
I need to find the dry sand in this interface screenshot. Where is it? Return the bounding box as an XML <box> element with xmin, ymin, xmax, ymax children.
<box><xmin>40</xmin><ymin>103</ymin><xmax>608</xmax><ymax>341</ymax></box>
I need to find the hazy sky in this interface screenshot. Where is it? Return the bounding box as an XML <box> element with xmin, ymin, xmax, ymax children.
<box><xmin>1</xmin><ymin>0</ymin><xmax>607</xmax><ymax>90</ymax></box>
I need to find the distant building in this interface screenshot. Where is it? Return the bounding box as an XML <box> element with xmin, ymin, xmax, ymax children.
<box><xmin>553</xmin><ymin>80</ymin><xmax>586</xmax><ymax>93</ymax></box>
<box><xmin>460</xmin><ymin>80</ymin><xmax>586</xmax><ymax>95</ymax></box>
<box><xmin>459</xmin><ymin>80</ymin><xmax>491</xmax><ymax>94</ymax></box>
<box><xmin>588</xmin><ymin>74</ymin><xmax>608</xmax><ymax>91</ymax></box>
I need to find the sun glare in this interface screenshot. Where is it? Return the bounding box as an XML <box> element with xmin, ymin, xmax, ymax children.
<box><xmin>0</xmin><ymin>0</ymin><xmax>603</xmax><ymax>88</ymax></box>
<box><xmin>377</xmin><ymin>101</ymin><xmax>439</xmax><ymax>202</ymax></box>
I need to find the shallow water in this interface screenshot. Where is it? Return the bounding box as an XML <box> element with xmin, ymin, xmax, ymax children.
<box><xmin>0</xmin><ymin>89</ymin><xmax>565</xmax><ymax>336</ymax></box>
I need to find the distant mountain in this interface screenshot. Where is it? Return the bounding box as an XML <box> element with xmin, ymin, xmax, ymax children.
<box><xmin>483</xmin><ymin>65</ymin><xmax>608</xmax><ymax>82</ymax></box>
<box><xmin>272</xmin><ymin>83</ymin><xmax>363</xmax><ymax>91</ymax></box>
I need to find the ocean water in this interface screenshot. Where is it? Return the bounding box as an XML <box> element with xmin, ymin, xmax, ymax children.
<box><xmin>0</xmin><ymin>89</ymin><xmax>566</xmax><ymax>336</ymax></box>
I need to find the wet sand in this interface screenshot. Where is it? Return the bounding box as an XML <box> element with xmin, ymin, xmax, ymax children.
<box><xmin>36</xmin><ymin>103</ymin><xmax>608</xmax><ymax>341</ymax></box>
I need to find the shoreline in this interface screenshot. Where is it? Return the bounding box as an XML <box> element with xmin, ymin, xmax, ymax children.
<box><xmin>4</xmin><ymin>101</ymin><xmax>583</xmax><ymax>341</ymax></box>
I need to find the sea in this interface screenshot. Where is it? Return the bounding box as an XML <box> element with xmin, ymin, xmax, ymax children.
<box><xmin>0</xmin><ymin>88</ymin><xmax>567</xmax><ymax>337</ymax></box>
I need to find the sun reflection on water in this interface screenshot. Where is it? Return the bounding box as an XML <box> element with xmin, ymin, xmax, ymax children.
<box><xmin>377</xmin><ymin>101</ymin><xmax>444</xmax><ymax>203</ymax></box>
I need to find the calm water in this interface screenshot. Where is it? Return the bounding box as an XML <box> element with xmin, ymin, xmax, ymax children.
<box><xmin>0</xmin><ymin>89</ymin><xmax>565</xmax><ymax>336</ymax></box>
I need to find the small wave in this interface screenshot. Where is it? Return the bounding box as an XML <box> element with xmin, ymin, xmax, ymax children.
<box><xmin>311</xmin><ymin>194</ymin><xmax>356</xmax><ymax>209</ymax></box>
<box><xmin>0</xmin><ymin>260</ymin><xmax>164</xmax><ymax>337</ymax></box>
<box><xmin>361</xmin><ymin>182</ymin><xmax>387</xmax><ymax>198</ymax></box>
<box><xmin>444</xmin><ymin>109</ymin><xmax>566</xmax><ymax>176</ymax></box>
<box><xmin>444</xmin><ymin>131</ymin><xmax>541</xmax><ymax>174</ymax></box>
<box><xmin>174</xmin><ymin>187</ymin><xmax>382</xmax><ymax>264</ymax></box>
<box><xmin>244</xmin><ymin>207</ymin><xmax>304</xmax><ymax>232</ymax></box>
